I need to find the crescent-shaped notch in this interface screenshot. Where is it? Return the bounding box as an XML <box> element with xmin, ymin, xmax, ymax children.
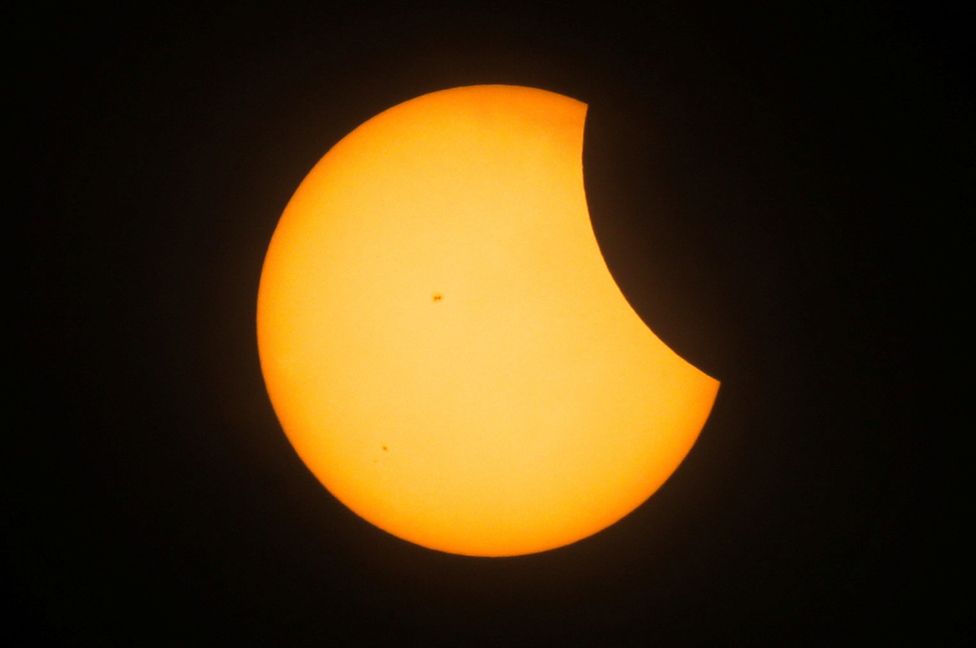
<box><xmin>258</xmin><ymin>85</ymin><xmax>719</xmax><ymax>556</ymax></box>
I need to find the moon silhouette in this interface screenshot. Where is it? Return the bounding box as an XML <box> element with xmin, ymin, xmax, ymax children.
<box><xmin>257</xmin><ymin>85</ymin><xmax>719</xmax><ymax>557</ymax></box>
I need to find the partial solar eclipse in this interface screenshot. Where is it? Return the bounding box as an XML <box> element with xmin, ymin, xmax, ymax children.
<box><xmin>257</xmin><ymin>85</ymin><xmax>719</xmax><ymax>556</ymax></box>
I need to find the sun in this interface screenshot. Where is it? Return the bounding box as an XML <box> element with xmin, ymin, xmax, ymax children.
<box><xmin>257</xmin><ymin>85</ymin><xmax>718</xmax><ymax>556</ymax></box>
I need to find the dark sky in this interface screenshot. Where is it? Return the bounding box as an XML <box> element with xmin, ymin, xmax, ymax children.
<box><xmin>13</xmin><ymin>3</ymin><xmax>968</xmax><ymax>644</ymax></box>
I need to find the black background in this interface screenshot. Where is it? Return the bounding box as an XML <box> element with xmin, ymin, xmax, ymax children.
<box><xmin>12</xmin><ymin>2</ymin><xmax>969</xmax><ymax>644</ymax></box>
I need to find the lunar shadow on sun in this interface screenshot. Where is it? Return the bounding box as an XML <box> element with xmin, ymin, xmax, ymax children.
<box><xmin>581</xmin><ymin>103</ymin><xmax>722</xmax><ymax>380</ymax></box>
